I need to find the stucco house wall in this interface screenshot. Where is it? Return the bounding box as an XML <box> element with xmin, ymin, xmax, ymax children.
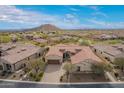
<box><xmin>75</xmin><ymin>62</ymin><xmax>93</xmax><ymax>72</ymax></box>
<box><xmin>73</xmin><ymin>59</ymin><xmax>98</xmax><ymax>73</ymax></box>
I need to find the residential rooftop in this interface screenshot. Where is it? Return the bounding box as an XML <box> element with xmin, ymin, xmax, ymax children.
<box><xmin>93</xmin><ymin>44</ymin><xmax>124</xmax><ymax>57</ymax></box>
<box><xmin>46</xmin><ymin>44</ymin><xmax>102</xmax><ymax>64</ymax></box>
<box><xmin>33</xmin><ymin>38</ymin><xmax>48</xmax><ymax>43</ymax></box>
<box><xmin>0</xmin><ymin>43</ymin><xmax>42</xmax><ymax>64</ymax></box>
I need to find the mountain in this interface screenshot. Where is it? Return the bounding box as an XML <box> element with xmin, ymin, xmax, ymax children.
<box><xmin>1</xmin><ymin>24</ymin><xmax>124</xmax><ymax>32</ymax></box>
<box><xmin>0</xmin><ymin>24</ymin><xmax>62</xmax><ymax>32</ymax></box>
<box><xmin>33</xmin><ymin>24</ymin><xmax>62</xmax><ymax>31</ymax></box>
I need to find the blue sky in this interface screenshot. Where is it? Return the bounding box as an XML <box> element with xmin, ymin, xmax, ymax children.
<box><xmin>0</xmin><ymin>5</ymin><xmax>124</xmax><ymax>29</ymax></box>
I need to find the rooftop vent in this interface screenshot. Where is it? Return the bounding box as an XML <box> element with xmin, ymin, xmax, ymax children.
<box><xmin>17</xmin><ymin>51</ymin><xmax>20</xmax><ymax>53</ymax></box>
<box><xmin>21</xmin><ymin>49</ymin><xmax>26</xmax><ymax>51</ymax></box>
<box><xmin>118</xmin><ymin>48</ymin><xmax>124</xmax><ymax>52</ymax></box>
<box><xmin>59</xmin><ymin>49</ymin><xmax>65</xmax><ymax>52</ymax></box>
<box><xmin>75</xmin><ymin>49</ymin><xmax>82</xmax><ymax>52</ymax></box>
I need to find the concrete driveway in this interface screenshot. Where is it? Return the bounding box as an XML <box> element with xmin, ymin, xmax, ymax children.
<box><xmin>41</xmin><ymin>64</ymin><xmax>65</xmax><ymax>83</ymax></box>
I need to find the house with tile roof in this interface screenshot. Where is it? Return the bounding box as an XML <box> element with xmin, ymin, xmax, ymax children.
<box><xmin>93</xmin><ymin>34</ymin><xmax>118</xmax><ymax>40</ymax></box>
<box><xmin>45</xmin><ymin>44</ymin><xmax>102</xmax><ymax>72</ymax></box>
<box><xmin>0</xmin><ymin>43</ymin><xmax>45</xmax><ymax>72</ymax></box>
<box><xmin>33</xmin><ymin>38</ymin><xmax>48</xmax><ymax>44</ymax></box>
<box><xmin>92</xmin><ymin>44</ymin><xmax>124</xmax><ymax>62</ymax></box>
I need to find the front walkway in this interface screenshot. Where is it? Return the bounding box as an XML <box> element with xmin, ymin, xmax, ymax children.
<box><xmin>41</xmin><ymin>64</ymin><xmax>65</xmax><ymax>83</ymax></box>
<box><xmin>105</xmin><ymin>72</ymin><xmax>117</xmax><ymax>82</ymax></box>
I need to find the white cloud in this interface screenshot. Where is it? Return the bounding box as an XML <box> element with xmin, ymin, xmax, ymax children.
<box><xmin>0</xmin><ymin>6</ymin><xmax>84</xmax><ymax>29</ymax></box>
<box><xmin>0</xmin><ymin>6</ymin><xmax>40</xmax><ymax>24</ymax></box>
<box><xmin>88</xmin><ymin>6</ymin><xmax>99</xmax><ymax>11</ymax></box>
<box><xmin>92</xmin><ymin>12</ymin><xmax>108</xmax><ymax>18</ymax></box>
<box><xmin>1</xmin><ymin>6</ymin><xmax>122</xmax><ymax>29</ymax></box>
<box><xmin>70</xmin><ymin>8</ymin><xmax>79</xmax><ymax>12</ymax></box>
<box><xmin>80</xmin><ymin>6</ymin><xmax>108</xmax><ymax>18</ymax></box>
<box><xmin>66</xmin><ymin>14</ymin><xmax>75</xmax><ymax>18</ymax></box>
<box><xmin>63</xmin><ymin>14</ymin><xmax>79</xmax><ymax>24</ymax></box>
<box><xmin>88</xmin><ymin>19</ymin><xmax>124</xmax><ymax>28</ymax></box>
<box><xmin>0</xmin><ymin>6</ymin><xmax>61</xmax><ymax>26</ymax></box>
<box><xmin>80</xmin><ymin>5</ymin><xmax>99</xmax><ymax>11</ymax></box>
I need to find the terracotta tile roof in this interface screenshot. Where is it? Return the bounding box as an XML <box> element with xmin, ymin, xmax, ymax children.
<box><xmin>46</xmin><ymin>44</ymin><xmax>102</xmax><ymax>64</ymax></box>
<box><xmin>0</xmin><ymin>43</ymin><xmax>16</xmax><ymax>51</ymax></box>
<box><xmin>1</xmin><ymin>43</ymin><xmax>42</xmax><ymax>64</ymax></box>
<box><xmin>33</xmin><ymin>38</ymin><xmax>48</xmax><ymax>43</ymax></box>
<box><xmin>46</xmin><ymin>44</ymin><xmax>82</xmax><ymax>57</ymax></box>
<box><xmin>71</xmin><ymin>47</ymin><xmax>102</xmax><ymax>64</ymax></box>
<box><xmin>46</xmin><ymin>46</ymin><xmax>63</xmax><ymax>57</ymax></box>
<box><xmin>93</xmin><ymin>45</ymin><xmax>123</xmax><ymax>56</ymax></box>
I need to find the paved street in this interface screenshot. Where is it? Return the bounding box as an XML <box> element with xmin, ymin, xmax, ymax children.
<box><xmin>41</xmin><ymin>64</ymin><xmax>65</xmax><ymax>83</ymax></box>
<box><xmin>0</xmin><ymin>79</ymin><xmax>124</xmax><ymax>88</ymax></box>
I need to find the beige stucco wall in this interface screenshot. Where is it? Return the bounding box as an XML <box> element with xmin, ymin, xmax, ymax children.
<box><xmin>74</xmin><ymin>61</ymin><xmax>93</xmax><ymax>72</ymax></box>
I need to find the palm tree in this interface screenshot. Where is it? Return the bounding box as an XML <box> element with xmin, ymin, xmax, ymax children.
<box><xmin>114</xmin><ymin>57</ymin><xmax>124</xmax><ymax>71</ymax></box>
<box><xmin>63</xmin><ymin>62</ymin><xmax>75</xmax><ymax>82</ymax></box>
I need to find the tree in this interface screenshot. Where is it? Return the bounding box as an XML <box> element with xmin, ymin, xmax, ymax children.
<box><xmin>113</xmin><ymin>57</ymin><xmax>124</xmax><ymax>71</ymax></box>
<box><xmin>78</xmin><ymin>39</ymin><xmax>91</xmax><ymax>46</ymax></box>
<box><xmin>63</xmin><ymin>62</ymin><xmax>75</xmax><ymax>82</ymax></box>
<box><xmin>91</xmin><ymin>64</ymin><xmax>104</xmax><ymax>75</ymax></box>
<box><xmin>30</xmin><ymin>58</ymin><xmax>43</xmax><ymax>73</ymax></box>
<box><xmin>91</xmin><ymin>63</ymin><xmax>112</xmax><ymax>75</ymax></box>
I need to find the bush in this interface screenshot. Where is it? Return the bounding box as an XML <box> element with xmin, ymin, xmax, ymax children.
<box><xmin>0</xmin><ymin>35</ymin><xmax>12</xmax><ymax>43</ymax></box>
<box><xmin>29</xmin><ymin>72</ymin><xmax>36</xmax><ymax>78</ymax></box>
<box><xmin>38</xmin><ymin>72</ymin><xmax>43</xmax><ymax>77</ymax></box>
<box><xmin>29</xmin><ymin>72</ymin><xmax>33</xmax><ymax>77</ymax></box>
<box><xmin>35</xmin><ymin>76</ymin><xmax>41</xmax><ymax>81</ymax></box>
<box><xmin>24</xmin><ymin>68</ymin><xmax>30</xmax><ymax>73</ymax></box>
<box><xmin>78</xmin><ymin>39</ymin><xmax>91</xmax><ymax>46</ymax></box>
<box><xmin>13</xmin><ymin>75</ymin><xmax>16</xmax><ymax>78</ymax></box>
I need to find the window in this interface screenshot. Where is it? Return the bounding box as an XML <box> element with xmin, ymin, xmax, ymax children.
<box><xmin>105</xmin><ymin>57</ymin><xmax>110</xmax><ymax>61</ymax></box>
<box><xmin>6</xmin><ymin>64</ymin><xmax>11</xmax><ymax>71</ymax></box>
<box><xmin>39</xmin><ymin>53</ymin><xmax>41</xmax><ymax>57</ymax></box>
<box><xmin>94</xmin><ymin>49</ymin><xmax>96</xmax><ymax>52</ymax></box>
<box><xmin>0</xmin><ymin>51</ymin><xmax>2</xmax><ymax>56</ymax></box>
<box><xmin>28</xmin><ymin>57</ymin><xmax>30</xmax><ymax>60</ymax></box>
<box><xmin>77</xmin><ymin>66</ymin><xmax>80</xmax><ymax>72</ymax></box>
<box><xmin>0</xmin><ymin>65</ymin><xmax>3</xmax><ymax>70</ymax></box>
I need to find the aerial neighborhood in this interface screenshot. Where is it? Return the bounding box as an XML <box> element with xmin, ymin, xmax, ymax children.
<box><xmin>0</xmin><ymin>24</ymin><xmax>124</xmax><ymax>83</ymax></box>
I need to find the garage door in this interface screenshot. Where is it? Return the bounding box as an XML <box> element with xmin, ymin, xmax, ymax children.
<box><xmin>47</xmin><ymin>60</ymin><xmax>60</xmax><ymax>64</ymax></box>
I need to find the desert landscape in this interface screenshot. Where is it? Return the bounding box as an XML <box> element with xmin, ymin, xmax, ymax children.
<box><xmin>0</xmin><ymin>24</ymin><xmax>124</xmax><ymax>83</ymax></box>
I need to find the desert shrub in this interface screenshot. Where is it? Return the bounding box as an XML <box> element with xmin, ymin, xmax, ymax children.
<box><xmin>78</xmin><ymin>39</ymin><xmax>91</xmax><ymax>46</ymax></box>
<box><xmin>38</xmin><ymin>72</ymin><xmax>43</xmax><ymax>77</ymax></box>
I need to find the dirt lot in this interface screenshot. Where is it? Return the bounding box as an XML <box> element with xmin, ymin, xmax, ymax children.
<box><xmin>69</xmin><ymin>73</ymin><xmax>110</xmax><ymax>83</ymax></box>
